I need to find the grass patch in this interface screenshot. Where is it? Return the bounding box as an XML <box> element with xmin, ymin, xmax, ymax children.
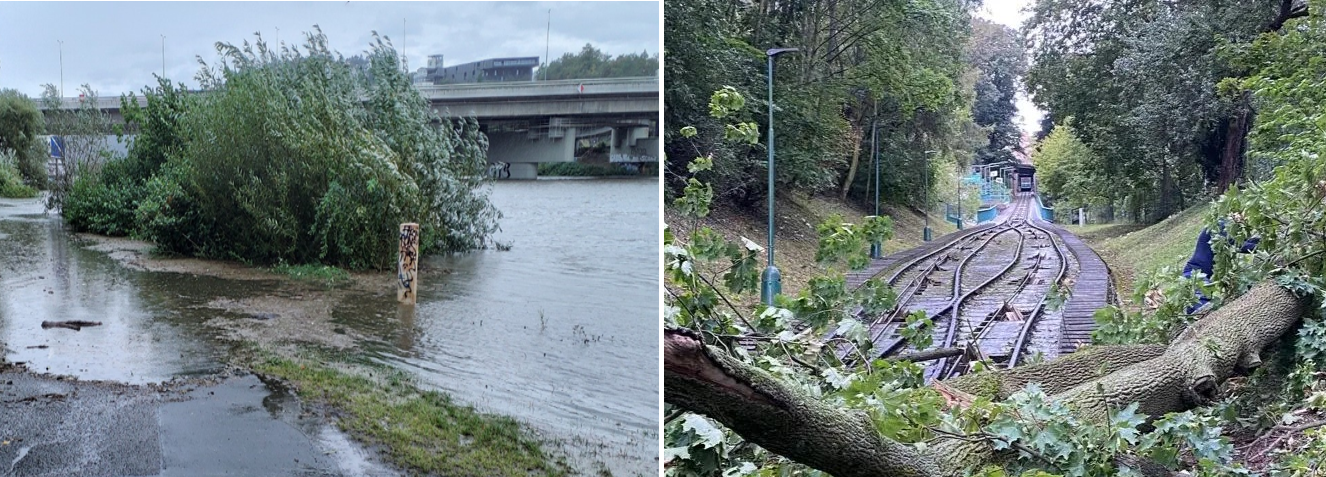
<box><xmin>269</xmin><ymin>263</ymin><xmax>351</xmax><ymax>287</ymax></box>
<box><xmin>253</xmin><ymin>353</ymin><xmax>569</xmax><ymax>477</ymax></box>
<box><xmin>666</xmin><ymin>191</ymin><xmax>958</xmax><ymax>299</ymax></box>
<box><xmin>538</xmin><ymin>162</ymin><xmax>639</xmax><ymax>177</ymax></box>
<box><xmin>1081</xmin><ymin>203</ymin><xmax>1211</xmax><ymax>296</ymax></box>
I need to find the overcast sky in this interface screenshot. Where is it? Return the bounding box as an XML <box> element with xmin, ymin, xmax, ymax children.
<box><xmin>0</xmin><ymin>1</ymin><xmax>660</xmax><ymax>98</ymax></box>
<box><xmin>976</xmin><ymin>0</ymin><xmax>1044</xmax><ymax>136</ymax></box>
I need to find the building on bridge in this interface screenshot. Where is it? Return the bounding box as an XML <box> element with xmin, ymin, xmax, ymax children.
<box><xmin>411</xmin><ymin>55</ymin><xmax>539</xmax><ymax>85</ymax></box>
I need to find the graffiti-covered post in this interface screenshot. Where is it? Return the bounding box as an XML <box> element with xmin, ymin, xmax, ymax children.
<box><xmin>398</xmin><ymin>223</ymin><xmax>420</xmax><ymax>304</ymax></box>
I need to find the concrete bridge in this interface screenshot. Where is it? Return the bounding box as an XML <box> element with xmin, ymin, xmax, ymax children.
<box><xmin>36</xmin><ymin>77</ymin><xmax>659</xmax><ymax>179</ymax></box>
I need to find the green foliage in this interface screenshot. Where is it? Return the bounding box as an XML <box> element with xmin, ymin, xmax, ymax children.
<box><xmin>540</xmin><ymin>44</ymin><xmax>658</xmax><ymax>80</ymax></box>
<box><xmin>968</xmin><ymin>18</ymin><xmax>1028</xmax><ymax>165</ymax></box>
<box><xmin>0</xmin><ymin>149</ymin><xmax>37</xmax><ymax>198</ymax></box>
<box><xmin>900</xmin><ymin>310</ymin><xmax>934</xmax><ymax>350</ymax></box>
<box><xmin>64</xmin><ymin>29</ymin><xmax>499</xmax><ymax>269</ymax></box>
<box><xmin>1024</xmin><ymin>0</ymin><xmax>1276</xmax><ymax>222</ymax></box>
<box><xmin>269</xmin><ymin>262</ymin><xmax>351</xmax><ymax>288</ymax></box>
<box><xmin>1267</xmin><ymin>427</ymin><xmax>1326</xmax><ymax>477</ymax></box>
<box><xmin>254</xmin><ymin>352</ymin><xmax>567</xmax><ymax>477</ymax></box>
<box><xmin>665</xmin><ymin>0</ymin><xmax>982</xmax><ymax>211</ymax></box>
<box><xmin>667</xmin><ymin>73</ymin><xmax>1324</xmax><ymax>474</ymax></box>
<box><xmin>40</xmin><ymin>83</ymin><xmax>120</xmax><ymax>211</ymax></box>
<box><xmin>536</xmin><ymin>161</ymin><xmax>639</xmax><ymax>177</ymax></box>
<box><xmin>1092</xmin><ymin>268</ymin><xmax>1216</xmax><ymax>345</ymax></box>
<box><xmin>0</xmin><ymin>89</ymin><xmax>47</xmax><ymax>188</ymax></box>
<box><xmin>62</xmin><ymin>77</ymin><xmax>193</xmax><ymax>237</ymax></box>
<box><xmin>1032</xmin><ymin>119</ymin><xmax>1104</xmax><ymax>210</ymax></box>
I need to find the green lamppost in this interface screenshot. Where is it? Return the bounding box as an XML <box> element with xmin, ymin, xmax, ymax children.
<box><xmin>869</xmin><ymin>118</ymin><xmax>882</xmax><ymax>259</ymax></box>
<box><xmin>762</xmin><ymin>47</ymin><xmax>798</xmax><ymax>306</ymax></box>
<box><xmin>923</xmin><ymin>150</ymin><xmax>938</xmax><ymax>241</ymax></box>
<box><xmin>956</xmin><ymin>165</ymin><xmax>963</xmax><ymax>230</ymax></box>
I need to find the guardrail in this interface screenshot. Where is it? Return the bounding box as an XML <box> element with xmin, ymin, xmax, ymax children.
<box><xmin>1034</xmin><ymin>194</ymin><xmax>1054</xmax><ymax>222</ymax></box>
<box><xmin>976</xmin><ymin>206</ymin><xmax>998</xmax><ymax>224</ymax></box>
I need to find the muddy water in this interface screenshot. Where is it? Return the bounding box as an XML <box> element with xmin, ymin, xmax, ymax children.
<box><xmin>0</xmin><ymin>198</ymin><xmax>234</xmax><ymax>381</ymax></box>
<box><xmin>335</xmin><ymin>178</ymin><xmax>660</xmax><ymax>476</ymax></box>
<box><xmin>0</xmin><ymin>178</ymin><xmax>660</xmax><ymax>476</ymax></box>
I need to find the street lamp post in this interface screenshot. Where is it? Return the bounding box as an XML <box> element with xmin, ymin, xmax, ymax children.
<box><xmin>956</xmin><ymin>166</ymin><xmax>963</xmax><ymax>230</ymax></box>
<box><xmin>761</xmin><ymin>47</ymin><xmax>798</xmax><ymax>306</ymax></box>
<box><xmin>58</xmin><ymin>40</ymin><xmax>64</xmax><ymax>98</ymax></box>
<box><xmin>923</xmin><ymin>150</ymin><xmax>937</xmax><ymax>241</ymax></box>
<box><xmin>869</xmin><ymin>118</ymin><xmax>882</xmax><ymax>259</ymax></box>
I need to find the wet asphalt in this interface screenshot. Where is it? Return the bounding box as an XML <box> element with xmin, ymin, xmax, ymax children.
<box><xmin>0</xmin><ymin>367</ymin><xmax>393</xmax><ymax>477</ymax></box>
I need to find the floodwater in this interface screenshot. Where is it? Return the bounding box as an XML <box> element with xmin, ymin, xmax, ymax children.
<box><xmin>336</xmin><ymin>178</ymin><xmax>660</xmax><ymax>475</ymax></box>
<box><xmin>0</xmin><ymin>177</ymin><xmax>660</xmax><ymax>476</ymax></box>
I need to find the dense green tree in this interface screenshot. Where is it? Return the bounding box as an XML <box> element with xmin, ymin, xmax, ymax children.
<box><xmin>1023</xmin><ymin>0</ymin><xmax>1300</xmax><ymax>222</ymax></box>
<box><xmin>1031</xmin><ymin>118</ymin><xmax>1103</xmax><ymax>212</ymax></box>
<box><xmin>967</xmin><ymin>18</ymin><xmax>1026</xmax><ymax>165</ymax></box>
<box><xmin>540</xmin><ymin>44</ymin><xmax>658</xmax><ymax>80</ymax></box>
<box><xmin>0</xmin><ymin>88</ymin><xmax>47</xmax><ymax>187</ymax></box>
<box><xmin>62</xmin><ymin>28</ymin><xmax>499</xmax><ymax>269</ymax></box>
<box><xmin>665</xmin><ymin>0</ymin><xmax>983</xmax><ymax>215</ymax></box>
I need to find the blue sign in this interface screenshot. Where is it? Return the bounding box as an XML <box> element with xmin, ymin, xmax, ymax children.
<box><xmin>48</xmin><ymin>136</ymin><xmax>64</xmax><ymax>159</ymax></box>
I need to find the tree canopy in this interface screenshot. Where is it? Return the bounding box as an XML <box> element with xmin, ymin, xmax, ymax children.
<box><xmin>540</xmin><ymin>44</ymin><xmax>658</xmax><ymax>80</ymax></box>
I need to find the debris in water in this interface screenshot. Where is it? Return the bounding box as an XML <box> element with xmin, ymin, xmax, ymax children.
<box><xmin>40</xmin><ymin>320</ymin><xmax>103</xmax><ymax>331</ymax></box>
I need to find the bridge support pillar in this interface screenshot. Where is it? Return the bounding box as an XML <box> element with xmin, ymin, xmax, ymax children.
<box><xmin>609</xmin><ymin>126</ymin><xmax>659</xmax><ymax>163</ymax></box>
<box><xmin>486</xmin><ymin>124</ymin><xmax>578</xmax><ymax>180</ymax></box>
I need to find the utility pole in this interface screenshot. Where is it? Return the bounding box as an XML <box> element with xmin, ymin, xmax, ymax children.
<box><xmin>161</xmin><ymin>35</ymin><xmax>166</xmax><ymax>79</ymax></box>
<box><xmin>58</xmin><ymin>40</ymin><xmax>64</xmax><ymax>98</ymax></box>
<box><xmin>544</xmin><ymin>9</ymin><xmax>551</xmax><ymax>81</ymax></box>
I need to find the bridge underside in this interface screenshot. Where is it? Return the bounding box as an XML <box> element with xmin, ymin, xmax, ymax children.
<box><xmin>482</xmin><ymin>117</ymin><xmax>657</xmax><ymax>180</ymax></box>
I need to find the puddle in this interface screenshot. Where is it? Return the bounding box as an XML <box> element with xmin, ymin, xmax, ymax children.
<box><xmin>159</xmin><ymin>374</ymin><xmax>396</xmax><ymax>477</ymax></box>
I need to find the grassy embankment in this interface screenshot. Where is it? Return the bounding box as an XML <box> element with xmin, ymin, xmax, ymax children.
<box><xmin>666</xmin><ymin>191</ymin><xmax>959</xmax><ymax>297</ymax></box>
<box><xmin>1074</xmin><ymin>204</ymin><xmax>1211</xmax><ymax>301</ymax></box>
<box><xmin>250</xmin><ymin>351</ymin><xmax>570</xmax><ymax>477</ymax></box>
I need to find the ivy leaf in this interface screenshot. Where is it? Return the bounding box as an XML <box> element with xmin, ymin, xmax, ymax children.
<box><xmin>663</xmin><ymin>446</ymin><xmax>691</xmax><ymax>464</ymax></box>
<box><xmin>682</xmin><ymin>414</ymin><xmax>726</xmax><ymax>449</ymax></box>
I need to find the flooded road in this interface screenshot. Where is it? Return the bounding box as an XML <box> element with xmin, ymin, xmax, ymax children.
<box><xmin>0</xmin><ymin>177</ymin><xmax>660</xmax><ymax>476</ymax></box>
<box><xmin>337</xmin><ymin>178</ymin><xmax>660</xmax><ymax>475</ymax></box>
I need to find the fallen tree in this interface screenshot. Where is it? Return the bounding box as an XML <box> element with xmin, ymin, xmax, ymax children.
<box><xmin>664</xmin><ymin>281</ymin><xmax>1308</xmax><ymax>476</ymax></box>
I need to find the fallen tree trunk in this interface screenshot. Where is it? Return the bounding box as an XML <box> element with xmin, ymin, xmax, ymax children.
<box><xmin>664</xmin><ymin>328</ymin><xmax>940</xmax><ymax>477</ymax></box>
<box><xmin>664</xmin><ymin>281</ymin><xmax>1308</xmax><ymax>476</ymax></box>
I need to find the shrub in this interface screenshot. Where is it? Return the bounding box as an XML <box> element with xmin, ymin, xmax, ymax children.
<box><xmin>132</xmin><ymin>28</ymin><xmax>499</xmax><ymax>269</ymax></box>
<box><xmin>62</xmin><ymin>159</ymin><xmax>143</xmax><ymax>235</ymax></box>
<box><xmin>0</xmin><ymin>89</ymin><xmax>46</xmax><ymax>188</ymax></box>
<box><xmin>0</xmin><ymin>149</ymin><xmax>37</xmax><ymax>198</ymax></box>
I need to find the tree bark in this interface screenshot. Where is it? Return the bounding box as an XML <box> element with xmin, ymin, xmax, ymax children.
<box><xmin>839</xmin><ymin>126</ymin><xmax>864</xmax><ymax>200</ymax></box>
<box><xmin>664</xmin><ymin>328</ymin><xmax>940</xmax><ymax>477</ymax></box>
<box><xmin>665</xmin><ymin>281</ymin><xmax>1307</xmax><ymax>476</ymax></box>
<box><xmin>1217</xmin><ymin>96</ymin><xmax>1252</xmax><ymax>194</ymax></box>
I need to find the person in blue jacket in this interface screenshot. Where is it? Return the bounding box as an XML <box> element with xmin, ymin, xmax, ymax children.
<box><xmin>1182</xmin><ymin>219</ymin><xmax>1258</xmax><ymax>313</ymax></box>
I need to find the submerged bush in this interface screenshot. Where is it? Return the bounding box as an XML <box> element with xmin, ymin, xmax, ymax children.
<box><xmin>64</xmin><ymin>28</ymin><xmax>500</xmax><ymax>269</ymax></box>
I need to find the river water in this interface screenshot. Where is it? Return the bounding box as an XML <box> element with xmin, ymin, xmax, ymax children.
<box><xmin>339</xmin><ymin>178</ymin><xmax>660</xmax><ymax>475</ymax></box>
<box><xmin>0</xmin><ymin>178</ymin><xmax>660</xmax><ymax>476</ymax></box>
